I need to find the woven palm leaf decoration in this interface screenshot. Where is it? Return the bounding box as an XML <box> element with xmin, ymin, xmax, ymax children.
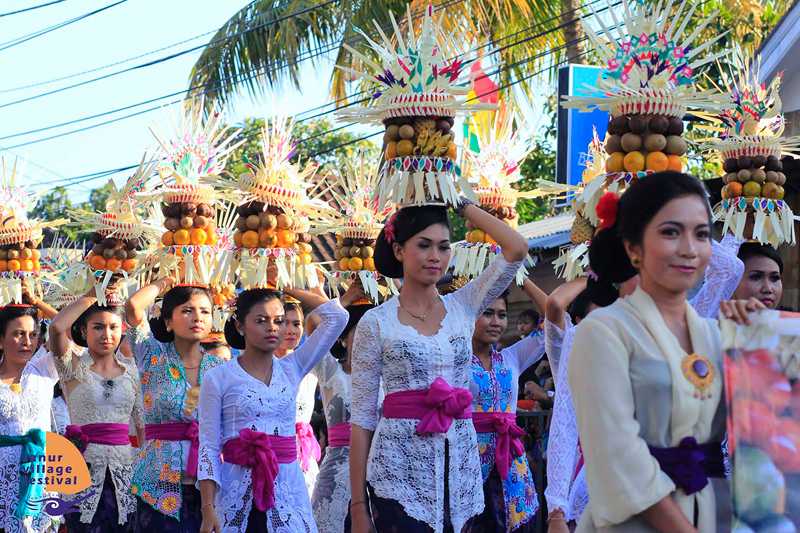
<box><xmin>452</xmin><ymin>102</ymin><xmax>570</xmax><ymax>284</ymax></box>
<box><xmin>0</xmin><ymin>159</ymin><xmax>67</xmax><ymax>305</ymax></box>
<box><xmin>213</xmin><ymin>115</ymin><xmax>330</xmax><ymax>290</ymax></box>
<box><xmin>319</xmin><ymin>151</ymin><xmax>397</xmax><ymax>303</ymax></box>
<box><xmin>711</xmin><ymin>47</ymin><xmax>800</xmax><ymax>246</ymax></box>
<box><xmin>145</xmin><ymin>102</ymin><xmax>243</xmax><ymax>287</ymax></box>
<box><xmin>336</xmin><ymin>4</ymin><xmax>494</xmax><ymax>207</ymax></box>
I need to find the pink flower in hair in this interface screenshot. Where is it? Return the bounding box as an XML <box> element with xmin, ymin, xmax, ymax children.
<box><xmin>384</xmin><ymin>212</ymin><xmax>399</xmax><ymax>243</ymax></box>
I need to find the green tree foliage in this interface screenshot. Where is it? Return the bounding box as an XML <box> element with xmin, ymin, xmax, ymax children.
<box><xmin>32</xmin><ymin>181</ymin><xmax>118</xmax><ymax>243</ymax></box>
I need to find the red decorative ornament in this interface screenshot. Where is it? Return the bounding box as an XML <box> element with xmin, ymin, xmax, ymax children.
<box><xmin>596</xmin><ymin>192</ymin><xmax>620</xmax><ymax>230</ymax></box>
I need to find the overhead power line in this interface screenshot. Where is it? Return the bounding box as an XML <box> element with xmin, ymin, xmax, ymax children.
<box><xmin>0</xmin><ymin>0</ymin><xmax>68</xmax><ymax>18</ymax></box>
<box><xmin>0</xmin><ymin>0</ymin><xmax>125</xmax><ymax>53</ymax></box>
<box><xmin>1</xmin><ymin>0</ymin><xmax>601</xmax><ymax>148</ymax></box>
<box><xmin>0</xmin><ymin>0</ymin><xmax>341</xmax><ymax>110</ymax></box>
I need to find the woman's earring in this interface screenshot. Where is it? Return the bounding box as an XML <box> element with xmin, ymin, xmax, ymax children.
<box><xmin>631</xmin><ymin>256</ymin><xmax>641</xmax><ymax>268</ymax></box>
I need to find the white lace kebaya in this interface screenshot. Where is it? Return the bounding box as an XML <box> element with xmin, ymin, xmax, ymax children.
<box><xmin>0</xmin><ymin>348</ymin><xmax>58</xmax><ymax>533</ymax></box>
<box><xmin>311</xmin><ymin>353</ymin><xmax>352</xmax><ymax>533</ymax></box>
<box><xmin>53</xmin><ymin>347</ymin><xmax>142</xmax><ymax>525</ymax></box>
<box><xmin>198</xmin><ymin>299</ymin><xmax>348</xmax><ymax>533</ymax></box>
<box><xmin>351</xmin><ymin>255</ymin><xmax>521</xmax><ymax>533</ymax></box>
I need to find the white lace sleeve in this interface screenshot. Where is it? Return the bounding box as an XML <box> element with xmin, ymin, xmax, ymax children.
<box><xmin>690</xmin><ymin>233</ymin><xmax>744</xmax><ymax>319</ymax></box>
<box><xmin>288</xmin><ymin>299</ymin><xmax>348</xmax><ymax>378</ymax></box>
<box><xmin>502</xmin><ymin>335</ymin><xmax>545</xmax><ymax>375</ymax></box>
<box><xmin>451</xmin><ymin>254</ymin><xmax>522</xmax><ymax>320</ymax></box>
<box><xmin>350</xmin><ymin>311</ymin><xmax>381</xmax><ymax>431</ymax></box>
<box><xmin>312</xmin><ymin>352</ymin><xmax>340</xmax><ymax>385</ymax></box>
<box><xmin>544</xmin><ymin>315</ymin><xmax>572</xmax><ymax>380</ymax></box>
<box><xmin>544</xmin><ymin>339</ymin><xmax>580</xmax><ymax>517</ymax></box>
<box><xmin>27</xmin><ymin>347</ymin><xmax>59</xmax><ymax>382</ymax></box>
<box><xmin>197</xmin><ymin>367</ymin><xmax>223</xmax><ymax>487</ymax></box>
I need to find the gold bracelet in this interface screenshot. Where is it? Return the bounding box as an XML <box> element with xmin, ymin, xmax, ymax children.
<box><xmin>349</xmin><ymin>500</ymin><xmax>367</xmax><ymax>508</ymax></box>
<box><xmin>201</xmin><ymin>502</ymin><xmax>215</xmax><ymax>510</ymax></box>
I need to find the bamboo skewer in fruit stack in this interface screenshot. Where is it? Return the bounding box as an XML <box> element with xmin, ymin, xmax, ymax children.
<box><xmin>711</xmin><ymin>48</ymin><xmax>800</xmax><ymax>246</ymax></box>
<box><xmin>319</xmin><ymin>151</ymin><xmax>396</xmax><ymax>303</ymax></box>
<box><xmin>147</xmin><ymin>104</ymin><xmax>243</xmax><ymax>287</ymax></box>
<box><xmin>553</xmin><ymin>129</ymin><xmax>608</xmax><ymax>280</ymax></box>
<box><xmin>562</xmin><ymin>0</ymin><xmax>728</xmax><ymax>220</ymax></box>
<box><xmin>69</xmin><ymin>156</ymin><xmax>160</xmax><ymax>305</ymax></box>
<box><xmin>217</xmin><ymin>116</ymin><xmax>326</xmax><ymax>290</ymax></box>
<box><xmin>453</xmin><ymin>103</ymin><xmax>559</xmax><ymax>285</ymax></box>
<box><xmin>336</xmin><ymin>5</ymin><xmax>494</xmax><ymax>208</ymax></box>
<box><xmin>0</xmin><ymin>159</ymin><xmax>66</xmax><ymax>305</ymax></box>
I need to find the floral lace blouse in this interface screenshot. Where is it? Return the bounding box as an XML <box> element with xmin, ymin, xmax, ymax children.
<box><xmin>0</xmin><ymin>348</ymin><xmax>58</xmax><ymax>533</ymax></box>
<box><xmin>53</xmin><ymin>347</ymin><xmax>142</xmax><ymax>524</ymax></box>
<box><xmin>351</xmin><ymin>254</ymin><xmax>521</xmax><ymax>533</ymax></box>
<box><xmin>127</xmin><ymin>321</ymin><xmax>223</xmax><ymax>520</ymax></box>
<box><xmin>197</xmin><ymin>299</ymin><xmax>348</xmax><ymax>533</ymax></box>
<box><xmin>469</xmin><ymin>336</ymin><xmax>545</xmax><ymax>531</ymax></box>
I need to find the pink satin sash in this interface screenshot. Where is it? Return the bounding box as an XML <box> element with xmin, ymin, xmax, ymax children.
<box><xmin>295</xmin><ymin>421</ymin><xmax>321</xmax><ymax>472</ymax></box>
<box><xmin>145</xmin><ymin>421</ymin><xmax>199</xmax><ymax>477</ymax></box>
<box><xmin>382</xmin><ymin>377</ymin><xmax>473</xmax><ymax>435</ymax></box>
<box><xmin>327</xmin><ymin>422</ymin><xmax>351</xmax><ymax>448</ymax></box>
<box><xmin>223</xmin><ymin>429</ymin><xmax>297</xmax><ymax>511</ymax></box>
<box><xmin>65</xmin><ymin>423</ymin><xmax>130</xmax><ymax>452</ymax></box>
<box><xmin>471</xmin><ymin>412</ymin><xmax>526</xmax><ymax>479</ymax></box>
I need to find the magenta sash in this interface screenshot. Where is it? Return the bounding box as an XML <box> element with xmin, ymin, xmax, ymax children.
<box><xmin>223</xmin><ymin>429</ymin><xmax>297</xmax><ymax>511</ymax></box>
<box><xmin>327</xmin><ymin>422</ymin><xmax>351</xmax><ymax>448</ymax></box>
<box><xmin>382</xmin><ymin>377</ymin><xmax>473</xmax><ymax>435</ymax></box>
<box><xmin>65</xmin><ymin>423</ymin><xmax>130</xmax><ymax>452</ymax></box>
<box><xmin>295</xmin><ymin>421</ymin><xmax>321</xmax><ymax>472</ymax></box>
<box><xmin>472</xmin><ymin>412</ymin><xmax>526</xmax><ymax>479</ymax></box>
<box><xmin>145</xmin><ymin>421</ymin><xmax>199</xmax><ymax>477</ymax></box>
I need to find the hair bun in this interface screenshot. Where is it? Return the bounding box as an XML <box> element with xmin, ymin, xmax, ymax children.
<box><xmin>588</xmin><ymin>227</ymin><xmax>637</xmax><ymax>284</ymax></box>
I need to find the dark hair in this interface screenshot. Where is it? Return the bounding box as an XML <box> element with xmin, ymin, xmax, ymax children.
<box><xmin>738</xmin><ymin>242</ymin><xmax>784</xmax><ymax>274</ymax></box>
<box><xmin>71</xmin><ymin>304</ymin><xmax>125</xmax><ymax>348</ymax></box>
<box><xmin>374</xmin><ymin>205</ymin><xmax>450</xmax><ymax>278</ymax></box>
<box><xmin>223</xmin><ymin>288</ymin><xmax>283</xmax><ymax>350</ymax></box>
<box><xmin>331</xmin><ymin>303</ymin><xmax>374</xmax><ymax>360</ymax></box>
<box><xmin>518</xmin><ymin>308</ymin><xmax>539</xmax><ymax>324</ymax></box>
<box><xmin>200</xmin><ymin>340</ymin><xmax>228</xmax><ymax>351</ymax></box>
<box><xmin>283</xmin><ymin>301</ymin><xmax>304</xmax><ymax>319</ymax></box>
<box><xmin>589</xmin><ymin>171</ymin><xmax>711</xmax><ymax>290</ymax></box>
<box><xmin>149</xmin><ymin>285</ymin><xmax>213</xmax><ymax>343</ymax></box>
<box><xmin>0</xmin><ymin>305</ymin><xmax>39</xmax><ymax>337</ymax></box>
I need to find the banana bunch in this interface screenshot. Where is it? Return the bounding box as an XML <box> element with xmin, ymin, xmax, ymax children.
<box><xmin>415</xmin><ymin>119</ymin><xmax>453</xmax><ymax>156</ymax></box>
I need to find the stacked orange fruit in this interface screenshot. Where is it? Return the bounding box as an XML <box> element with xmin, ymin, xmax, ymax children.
<box><xmin>160</xmin><ymin>201</ymin><xmax>218</xmax><ymax>248</ymax></box>
<box><xmin>0</xmin><ymin>240</ymin><xmax>40</xmax><ymax>273</ymax></box>
<box><xmin>86</xmin><ymin>233</ymin><xmax>138</xmax><ymax>272</ymax></box>
<box><xmin>334</xmin><ymin>235</ymin><xmax>375</xmax><ymax>272</ymax></box>
<box><xmin>232</xmin><ymin>202</ymin><xmax>313</xmax><ymax>265</ymax></box>
<box><xmin>604</xmin><ymin>114</ymin><xmax>686</xmax><ymax>174</ymax></box>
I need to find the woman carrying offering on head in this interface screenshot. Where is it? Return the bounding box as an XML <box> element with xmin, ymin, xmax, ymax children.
<box><xmin>349</xmin><ymin>200</ymin><xmax>529</xmax><ymax>533</ymax></box>
<box><xmin>568</xmin><ymin>172</ymin><xmax>760</xmax><ymax>533</ymax></box>
<box><xmin>0</xmin><ymin>303</ymin><xmax>59</xmax><ymax>533</ymax></box>
<box><xmin>466</xmin><ymin>278</ymin><xmax>548</xmax><ymax>532</ymax></box>
<box><xmin>197</xmin><ymin>283</ymin><xmax>356</xmax><ymax>533</ymax></box>
<box><xmin>48</xmin><ymin>285</ymin><xmax>142</xmax><ymax>532</ymax></box>
<box><xmin>277</xmin><ymin>298</ymin><xmax>320</xmax><ymax>497</ymax></box>
<box><xmin>311</xmin><ymin>297</ymin><xmax>373</xmax><ymax>533</ymax></box>
<box><xmin>125</xmin><ymin>279</ymin><xmax>223</xmax><ymax>532</ymax></box>
<box><xmin>733</xmin><ymin>242</ymin><xmax>783</xmax><ymax>309</ymax></box>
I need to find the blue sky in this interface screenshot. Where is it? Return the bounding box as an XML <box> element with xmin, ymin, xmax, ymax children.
<box><xmin>0</xmin><ymin>0</ymin><xmax>557</xmax><ymax>204</ymax></box>
<box><xmin>0</xmin><ymin>0</ymin><xmax>334</xmax><ymax>202</ymax></box>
